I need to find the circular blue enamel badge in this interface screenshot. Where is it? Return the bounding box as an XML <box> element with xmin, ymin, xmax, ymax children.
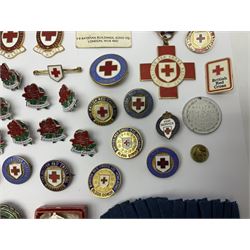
<box><xmin>124</xmin><ymin>88</ymin><xmax>154</xmax><ymax>119</ymax></box>
<box><xmin>2</xmin><ymin>155</ymin><xmax>32</xmax><ymax>184</ymax></box>
<box><xmin>90</xmin><ymin>54</ymin><xmax>128</xmax><ymax>86</ymax></box>
<box><xmin>147</xmin><ymin>147</ymin><xmax>179</xmax><ymax>178</ymax></box>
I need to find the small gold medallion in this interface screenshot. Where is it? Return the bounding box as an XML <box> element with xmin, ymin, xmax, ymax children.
<box><xmin>191</xmin><ymin>144</ymin><xmax>209</xmax><ymax>163</ymax></box>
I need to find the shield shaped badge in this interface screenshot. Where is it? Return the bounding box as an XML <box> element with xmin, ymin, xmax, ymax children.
<box><xmin>47</xmin><ymin>169</ymin><xmax>62</xmax><ymax>187</ymax></box>
<box><xmin>1</xmin><ymin>31</ymin><xmax>20</xmax><ymax>49</ymax></box>
<box><xmin>47</xmin><ymin>65</ymin><xmax>64</xmax><ymax>82</ymax></box>
<box><xmin>95</xmin><ymin>104</ymin><xmax>109</xmax><ymax>121</ymax></box>
<box><xmin>39</xmin><ymin>31</ymin><xmax>59</xmax><ymax>47</ymax></box>
<box><xmin>131</xmin><ymin>96</ymin><xmax>145</xmax><ymax>113</ymax></box>
<box><xmin>160</xmin><ymin>118</ymin><xmax>176</xmax><ymax>139</ymax></box>
<box><xmin>122</xmin><ymin>137</ymin><xmax>132</xmax><ymax>150</ymax></box>
<box><xmin>99</xmin><ymin>174</ymin><xmax>110</xmax><ymax>188</ymax></box>
<box><xmin>9</xmin><ymin>163</ymin><xmax>22</xmax><ymax>179</ymax></box>
<box><xmin>194</xmin><ymin>32</ymin><xmax>207</xmax><ymax>47</ymax></box>
<box><xmin>155</xmin><ymin>155</ymin><xmax>171</xmax><ymax>173</ymax></box>
<box><xmin>158</xmin><ymin>62</ymin><xmax>177</xmax><ymax>82</ymax></box>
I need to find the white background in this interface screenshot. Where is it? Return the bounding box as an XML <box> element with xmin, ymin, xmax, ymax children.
<box><xmin>0</xmin><ymin>31</ymin><xmax>249</xmax><ymax>218</ymax></box>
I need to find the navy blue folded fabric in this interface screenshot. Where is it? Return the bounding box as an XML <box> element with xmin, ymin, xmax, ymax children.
<box><xmin>145</xmin><ymin>198</ymin><xmax>161</xmax><ymax>218</ymax></box>
<box><xmin>212</xmin><ymin>199</ymin><xmax>224</xmax><ymax>218</ymax></box>
<box><xmin>186</xmin><ymin>200</ymin><xmax>199</xmax><ymax>218</ymax></box>
<box><xmin>231</xmin><ymin>202</ymin><xmax>240</xmax><ymax>218</ymax></box>
<box><xmin>133</xmin><ymin>199</ymin><xmax>151</xmax><ymax>218</ymax></box>
<box><xmin>108</xmin><ymin>204</ymin><xmax>124</xmax><ymax>219</ymax></box>
<box><xmin>119</xmin><ymin>201</ymin><xmax>138</xmax><ymax>218</ymax></box>
<box><xmin>223</xmin><ymin>200</ymin><xmax>232</xmax><ymax>218</ymax></box>
<box><xmin>173</xmin><ymin>199</ymin><xmax>185</xmax><ymax>218</ymax></box>
<box><xmin>157</xmin><ymin>198</ymin><xmax>173</xmax><ymax>218</ymax></box>
<box><xmin>199</xmin><ymin>198</ymin><xmax>212</xmax><ymax>218</ymax></box>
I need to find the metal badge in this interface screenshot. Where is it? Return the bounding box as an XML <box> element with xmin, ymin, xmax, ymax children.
<box><xmin>0</xmin><ymin>31</ymin><xmax>26</xmax><ymax>59</ymax></box>
<box><xmin>0</xmin><ymin>63</ymin><xmax>22</xmax><ymax>90</ymax></box>
<box><xmin>59</xmin><ymin>84</ymin><xmax>78</xmax><ymax>112</ymax></box>
<box><xmin>182</xmin><ymin>97</ymin><xmax>222</xmax><ymax>134</ymax></box>
<box><xmin>33</xmin><ymin>31</ymin><xmax>64</xmax><ymax>58</ymax></box>
<box><xmin>90</xmin><ymin>54</ymin><xmax>128</xmax><ymax>86</ymax></box>
<box><xmin>206</xmin><ymin>58</ymin><xmax>233</xmax><ymax>94</ymax></box>
<box><xmin>33</xmin><ymin>65</ymin><xmax>82</xmax><ymax>82</ymax></box>
<box><xmin>147</xmin><ymin>147</ymin><xmax>179</xmax><ymax>178</ymax></box>
<box><xmin>22</xmin><ymin>83</ymin><xmax>50</xmax><ymax>110</ymax></box>
<box><xmin>70</xmin><ymin>130</ymin><xmax>97</xmax><ymax>157</ymax></box>
<box><xmin>37</xmin><ymin>118</ymin><xmax>66</xmax><ymax>143</ymax></box>
<box><xmin>2</xmin><ymin>155</ymin><xmax>32</xmax><ymax>184</ymax></box>
<box><xmin>88</xmin><ymin>96</ymin><xmax>117</xmax><ymax>126</ymax></box>
<box><xmin>7</xmin><ymin>120</ymin><xmax>33</xmax><ymax>146</ymax></box>
<box><xmin>140</xmin><ymin>45</ymin><xmax>195</xmax><ymax>99</ymax></box>
<box><xmin>88</xmin><ymin>164</ymin><xmax>122</xmax><ymax>199</ymax></box>
<box><xmin>191</xmin><ymin>144</ymin><xmax>209</xmax><ymax>163</ymax></box>
<box><xmin>0</xmin><ymin>131</ymin><xmax>6</xmax><ymax>155</ymax></box>
<box><xmin>112</xmin><ymin>127</ymin><xmax>143</xmax><ymax>159</ymax></box>
<box><xmin>156</xmin><ymin>111</ymin><xmax>180</xmax><ymax>139</ymax></box>
<box><xmin>40</xmin><ymin>160</ymin><xmax>73</xmax><ymax>192</ymax></box>
<box><xmin>124</xmin><ymin>88</ymin><xmax>154</xmax><ymax>119</ymax></box>
<box><xmin>0</xmin><ymin>97</ymin><xmax>12</xmax><ymax>120</ymax></box>
<box><xmin>0</xmin><ymin>204</ymin><xmax>22</xmax><ymax>219</ymax></box>
<box><xmin>186</xmin><ymin>31</ymin><xmax>215</xmax><ymax>54</ymax></box>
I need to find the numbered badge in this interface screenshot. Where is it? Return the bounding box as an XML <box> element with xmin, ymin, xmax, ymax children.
<box><xmin>22</xmin><ymin>83</ymin><xmax>50</xmax><ymax>110</ymax></box>
<box><xmin>156</xmin><ymin>111</ymin><xmax>180</xmax><ymax>139</ymax></box>
<box><xmin>0</xmin><ymin>131</ymin><xmax>6</xmax><ymax>155</ymax></box>
<box><xmin>0</xmin><ymin>97</ymin><xmax>12</xmax><ymax>121</ymax></box>
<box><xmin>34</xmin><ymin>31</ymin><xmax>64</xmax><ymax>58</ymax></box>
<box><xmin>59</xmin><ymin>84</ymin><xmax>78</xmax><ymax>112</ymax></box>
<box><xmin>0</xmin><ymin>31</ymin><xmax>26</xmax><ymax>59</ymax></box>
<box><xmin>7</xmin><ymin>120</ymin><xmax>33</xmax><ymax>146</ymax></box>
<box><xmin>206</xmin><ymin>58</ymin><xmax>233</xmax><ymax>94</ymax></box>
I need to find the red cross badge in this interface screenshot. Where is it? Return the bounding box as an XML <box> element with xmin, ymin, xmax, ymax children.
<box><xmin>34</xmin><ymin>31</ymin><xmax>64</xmax><ymax>58</ymax></box>
<box><xmin>206</xmin><ymin>58</ymin><xmax>233</xmax><ymax>94</ymax></box>
<box><xmin>0</xmin><ymin>31</ymin><xmax>26</xmax><ymax>59</ymax></box>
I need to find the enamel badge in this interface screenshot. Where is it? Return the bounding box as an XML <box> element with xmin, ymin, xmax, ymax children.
<box><xmin>0</xmin><ymin>63</ymin><xmax>22</xmax><ymax>90</ymax></box>
<box><xmin>0</xmin><ymin>97</ymin><xmax>12</xmax><ymax>120</ymax></box>
<box><xmin>156</xmin><ymin>111</ymin><xmax>180</xmax><ymax>139</ymax></box>
<box><xmin>0</xmin><ymin>131</ymin><xmax>6</xmax><ymax>155</ymax></box>
<box><xmin>0</xmin><ymin>204</ymin><xmax>22</xmax><ymax>219</ymax></box>
<box><xmin>22</xmin><ymin>83</ymin><xmax>50</xmax><ymax>110</ymax></box>
<box><xmin>7</xmin><ymin>120</ymin><xmax>33</xmax><ymax>146</ymax></box>
<box><xmin>37</xmin><ymin>118</ymin><xmax>66</xmax><ymax>143</ymax></box>
<box><xmin>59</xmin><ymin>84</ymin><xmax>78</xmax><ymax>112</ymax></box>
<box><xmin>34</xmin><ymin>31</ymin><xmax>64</xmax><ymax>58</ymax></box>
<box><xmin>70</xmin><ymin>130</ymin><xmax>97</xmax><ymax>157</ymax></box>
<box><xmin>0</xmin><ymin>31</ymin><xmax>26</xmax><ymax>59</ymax></box>
<box><xmin>206</xmin><ymin>58</ymin><xmax>233</xmax><ymax>94</ymax></box>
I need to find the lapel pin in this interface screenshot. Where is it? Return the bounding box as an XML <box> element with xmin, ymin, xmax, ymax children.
<box><xmin>0</xmin><ymin>97</ymin><xmax>12</xmax><ymax>120</ymax></box>
<box><xmin>0</xmin><ymin>131</ymin><xmax>6</xmax><ymax>155</ymax></box>
<box><xmin>59</xmin><ymin>84</ymin><xmax>78</xmax><ymax>112</ymax></box>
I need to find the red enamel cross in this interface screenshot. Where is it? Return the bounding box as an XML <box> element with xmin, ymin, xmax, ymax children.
<box><xmin>11</xmin><ymin>166</ymin><xmax>20</xmax><ymax>176</ymax></box>
<box><xmin>51</xmin><ymin>68</ymin><xmax>61</xmax><ymax>77</ymax></box>
<box><xmin>97</xmin><ymin>107</ymin><xmax>108</xmax><ymax>117</ymax></box>
<box><xmin>3</xmin><ymin>32</ymin><xmax>18</xmax><ymax>43</ymax></box>
<box><xmin>140</xmin><ymin>46</ymin><xmax>196</xmax><ymax>98</ymax></box>
<box><xmin>133</xmin><ymin>98</ymin><xmax>144</xmax><ymax>110</ymax></box>
<box><xmin>213</xmin><ymin>65</ymin><xmax>224</xmax><ymax>75</ymax></box>
<box><xmin>157</xmin><ymin>158</ymin><xmax>169</xmax><ymax>169</ymax></box>
<box><xmin>41</xmin><ymin>31</ymin><xmax>57</xmax><ymax>41</ymax></box>
<box><xmin>99</xmin><ymin>61</ymin><xmax>118</xmax><ymax>76</ymax></box>
<box><xmin>49</xmin><ymin>171</ymin><xmax>60</xmax><ymax>183</ymax></box>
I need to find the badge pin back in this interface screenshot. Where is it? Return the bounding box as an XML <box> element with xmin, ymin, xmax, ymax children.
<box><xmin>124</xmin><ymin>88</ymin><xmax>154</xmax><ymax>119</ymax></box>
<box><xmin>0</xmin><ymin>204</ymin><xmax>22</xmax><ymax>219</ymax></box>
<box><xmin>22</xmin><ymin>83</ymin><xmax>50</xmax><ymax>110</ymax></box>
<box><xmin>191</xmin><ymin>144</ymin><xmax>209</xmax><ymax>163</ymax></box>
<box><xmin>0</xmin><ymin>63</ymin><xmax>22</xmax><ymax>90</ymax></box>
<box><xmin>70</xmin><ymin>130</ymin><xmax>97</xmax><ymax>157</ymax></box>
<box><xmin>206</xmin><ymin>58</ymin><xmax>233</xmax><ymax>94</ymax></box>
<box><xmin>147</xmin><ymin>147</ymin><xmax>179</xmax><ymax>178</ymax></box>
<box><xmin>2</xmin><ymin>155</ymin><xmax>32</xmax><ymax>184</ymax></box>
<box><xmin>88</xmin><ymin>96</ymin><xmax>117</xmax><ymax>126</ymax></box>
<box><xmin>90</xmin><ymin>54</ymin><xmax>128</xmax><ymax>86</ymax></box>
<box><xmin>0</xmin><ymin>31</ymin><xmax>26</xmax><ymax>59</ymax></box>
<box><xmin>33</xmin><ymin>31</ymin><xmax>64</xmax><ymax>58</ymax></box>
<box><xmin>0</xmin><ymin>97</ymin><xmax>12</xmax><ymax>121</ymax></box>
<box><xmin>156</xmin><ymin>111</ymin><xmax>180</xmax><ymax>139</ymax></box>
<box><xmin>88</xmin><ymin>164</ymin><xmax>122</xmax><ymax>199</ymax></box>
<box><xmin>40</xmin><ymin>160</ymin><xmax>73</xmax><ymax>192</ymax></box>
<box><xmin>112</xmin><ymin>127</ymin><xmax>144</xmax><ymax>159</ymax></box>
<box><xmin>59</xmin><ymin>84</ymin><xmax>78</xmax><ymax>112</ymax></box>
<box><xmin>186</xmin><ymin>31</ymin><xmax>215</xmax><ymax>54</ymax></box>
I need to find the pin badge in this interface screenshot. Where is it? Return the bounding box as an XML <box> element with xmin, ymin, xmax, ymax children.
<box><xmin>88</xmin><ymin>164</ymin><xmax>122</xmax><ymax>199</ymax></box>
<box><xmin>147</xmin><ymin>147</ymin><xmax>179</xmax><ymax>178</ymax></box>
<box><xmin>0</xmin><ymin>97</ymin><xmax>12</xmax><ymax>120</ymax></box>
<box><xmin>112</xmin><ymin>127</ymin><xmax>143</xmax><ymax>159</ymax></box>
<box><xmin>0</xmin><ymin>204</ymin><xmax>22</xmax><ymax>219</ymax></box>
<box><xmin>70</xmin><ymin>130</ymin><xmax>97</xmax><ymax>157</ymax></box>
<box><xmin>7</xmin><ymin>120</ymin><xmax>33</xmax><ymax>146</ymax></box>
<box><xmin>182</xmin><ymin>97</ymin><xmax>222</xmax><ymax>134</ymax></box>
<box><xmin>0</xmin><ymin>63</ymin><xmax>22</xmax><ymax>90</ymax></box>
<box><xmin>37</xmin><ymin>118</ymin><xmax>66</xmax><ymax>143</ymax></box>
<box><xmin>124</xmin><ymin>88</ymin><xmax>154</xmax><ymax>119</ymax></box>
<box><xmin>191</xmin><ymin>144</ymin><xmax>209</xmax><ymax>163</ymax></box>
<box><xmin>34</xmin><ymin>31</ymin><xmax>64</xmax><ymax>58</ymax></box>
<box><xmin>90</xmin><ymin>54</ymin><xmax>128</xmax><ymax>86</ymax></box>
<box><xmin>22</xmin><ymin>83</ymin><xmax>50</xmax><ymax>110</ymax></box>
<box><xmin>59</xmin><ymin>84</ymin><xmax>78</xmax><ymax>112</ymax></box>
<box><xmin>88</xmin><ymin>96</ymin><xmax>117</xmax><ymax>126</ymax></box>
<box><xmin>2</xmin><ymin>155</ymin><xmax>32</xmax><ymax>184</ymax></box>
<box><xmin>206</xmin><ymin>58</ymin><xmax>233</xmax><ymax>94</ymax></box>
<box><xmin>33</xmin><ymin>65</ymin><xmax>82</xmax><ymax>82</ymax></box>
<box><xmin>0</xmin><ymin>31</ymin><xmax>26</xmax><ymax>59</ymax></box>
<box><xmin>40</xmin><ymin>160</ymin><xmax>73</xmax><ymax>192</ymax></box>
<box><xmin>0</xmin><ymin>131</ymin><xmax>6</xmax><ymax>155</ymax></box>
<box><xmin>186</xmin><ymin>31</ymin><xmax>215</xmax><ymax>54</ymax></box>
<box><xmin>156</xmin><ymin>111</ymin><xmax>180</xmax><ymax>139</ymax></box>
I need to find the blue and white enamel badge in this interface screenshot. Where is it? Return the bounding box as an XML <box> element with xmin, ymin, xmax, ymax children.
<box><xmin>147</xmin><ymin>147</ymin><xmax>179</xmax><ymax>178</ymax></box>
<box><xmin>2</xmin><ymin>155</ymin><xmax>32</xmax><ymax>184</ymax></box>
<box><xmin>90</xmin><ymin>54</ymin><xmax>128</xmax><ymax>86</ymax></box>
